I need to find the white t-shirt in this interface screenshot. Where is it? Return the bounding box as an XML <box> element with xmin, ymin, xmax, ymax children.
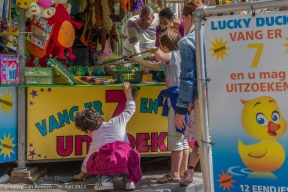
<box><xmin>158</xmin><ymin>50</ymin><xmax>181</xmax><ymax>88</ymax></box>
<box><xmin>81</xmin><ymin>100</ymin><xmax>136</xmax><ymax>173</ymax></box>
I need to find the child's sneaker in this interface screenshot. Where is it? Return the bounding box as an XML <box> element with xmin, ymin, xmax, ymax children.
<box><xmin>179</xmin><ymin>170</ymin><xmax>194</xmax><ymax>186</ymax></box>
<box><xmin>122</xmin><ymin>176</ymin><xmax>136</xmax><ymax>191</ymax></box>
<box><xmin>125</xmin><ymin>182</ymin><xmax>136</xmax><ymax>191</ymax></box>
<box><xmin>94</xmin><ymin>178</ymin><xmax>113</xmax><ymax>191</ymax></box>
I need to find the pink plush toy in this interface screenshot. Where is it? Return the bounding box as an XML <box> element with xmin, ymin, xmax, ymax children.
<box><xmin>38</xmin><ymin>0</ymin><xmax>54</xmax><ymax>9</ymax></box>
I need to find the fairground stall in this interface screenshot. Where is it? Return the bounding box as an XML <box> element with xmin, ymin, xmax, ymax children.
<box><xmin>22</xmin><ymin>0</ymin><xmax>171</xmax><ymax>162</ymax></box>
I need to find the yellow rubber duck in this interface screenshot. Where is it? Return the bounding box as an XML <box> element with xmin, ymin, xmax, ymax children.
<box><xmin>239</xmin><ymin>96</ymin><xmax>287</xmax><ymax>178</ymax></box>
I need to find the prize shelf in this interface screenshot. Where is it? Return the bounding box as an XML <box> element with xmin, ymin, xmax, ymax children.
<box><xmin>0</xmin><ymin>84</ymin><xmax>19</xmax><ymax>87</ymax></box>
<box><xmin>20</xmin><ymin>83</ymin><xmax>166</xmax><ymax>88</ymax></box>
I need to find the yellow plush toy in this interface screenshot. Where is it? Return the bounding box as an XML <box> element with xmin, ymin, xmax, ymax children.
<box><xmin>16</xmin><ymin>0</ymin><xmax>38</xmax><ymax>9</ymax></box>
<box><xmin>78</xmin><ymin>0</ymin><xmax>87</xmax><ymax>13</ymax></box>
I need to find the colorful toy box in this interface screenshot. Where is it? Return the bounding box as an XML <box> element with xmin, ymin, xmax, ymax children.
<box><xmin>24</xmin><ymin>67</ymin><xmax>53</xmax><ymax>84</ymax></box>
<box><xmin>25</xmin><ymin>76</ymin><xmax>53</xmax><ymax>84</ymax></box>
<box><xmin>0</xmin><ymin>54</ymin><xmax>20</xmax><ymax>84</ymax></box>
<box><xmin>25</xmin><ymin>67</ymin><xmax>53</xmax><ymax>76</ymax></box>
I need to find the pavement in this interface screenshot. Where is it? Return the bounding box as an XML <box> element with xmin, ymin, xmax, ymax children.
<box><xmin>0</xmin><ymin>159</ymin><xmax>204</xmax><ymax>192</ymax></box>
<box><xmin>0</xmin><ymin>172</ymin><xmax>204</xmax><ymax>192</ymax></box>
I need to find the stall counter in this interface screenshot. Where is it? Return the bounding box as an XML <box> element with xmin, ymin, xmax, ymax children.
<box><xmin>26</xmin><ymin>83</ymin><xmax>178</xmax><ymax>161</ymax></box>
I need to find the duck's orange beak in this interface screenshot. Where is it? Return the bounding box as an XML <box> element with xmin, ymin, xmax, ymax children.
<box><xmin>267</xmin><ymin>121</ymin><xmax>280</xmax><ymax>136</ymax></box>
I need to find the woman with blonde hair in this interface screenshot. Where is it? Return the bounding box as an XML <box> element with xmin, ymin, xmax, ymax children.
<box><xmin>148</xmin><ymin>0</ymin><xmax>206</xmax><ymax>186</ymax></box>
<box><xmin>173</xmin><ymin>0</ymin><xmax>206</xmax><ymax>186</ymax></box>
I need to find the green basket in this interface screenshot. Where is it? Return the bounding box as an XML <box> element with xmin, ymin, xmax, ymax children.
<box><xmin>112</xmin><ymin>70</ymin><xmax>143</xmax><ymax>83</ymax></box>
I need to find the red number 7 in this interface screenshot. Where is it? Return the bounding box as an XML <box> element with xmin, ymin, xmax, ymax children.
<box><xmin>106</xmin><ymin>90</ymin><xmax>127</xmax><ymax>118</ymax></box>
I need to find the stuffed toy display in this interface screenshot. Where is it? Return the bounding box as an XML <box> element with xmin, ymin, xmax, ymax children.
<box><xmin>80</xmin><ymin>0</ymin><xmax>119</xmax><ymax>58</ymax></box>
<box><xmin>26</xmin><ymin>0</ymin><xmax>82</xmax><ymax>67</ymax></box>
<box><xmin>25</xmin><ymin>0</ymin><xmax>149</xmax><ymax>67</ymax></box>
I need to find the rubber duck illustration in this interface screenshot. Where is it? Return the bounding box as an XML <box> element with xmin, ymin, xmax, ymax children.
<box><xmin>238</xmin><ymin>96</ymin><xmax>287</xmax><ymax>179</ymax></box>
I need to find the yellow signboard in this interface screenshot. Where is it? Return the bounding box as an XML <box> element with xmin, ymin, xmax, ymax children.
<box><xmin>218</xmin><ymin>0</ymin><xmax>232</xmax><ymax>5</ymax></box>
<box><xmin>27</xmin><ymin>86</ymin><xmax>173</xmax><ymax>160</ymax></box>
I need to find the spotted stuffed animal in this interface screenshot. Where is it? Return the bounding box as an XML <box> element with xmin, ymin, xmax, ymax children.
<box><xmin>86</xmin><ymin>0</ymin><xmax>106</xmax><ymax>52</ymax></box>
<box><xmin>100</xmin><ymin>0</ymin><xmax>113</xmax><ymax>33</ymax></box>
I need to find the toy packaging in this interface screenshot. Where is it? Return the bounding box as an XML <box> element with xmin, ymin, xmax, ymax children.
<box><xmin>24</xmin><ymin>67</ymin><xmax>53</xmax><ymax>84</ymax></box>
<box><xmin>25</xmin><ymin>67</ymin><xmax>52</xmax><ymax>76</ymax></box>
<box><xmin>25</xmin><ymin>76</ymin><xmax>53</xmax><ymax>84</ymax></box>
<box><xmin>0</xmin><ymin>54</ymin><xmax>19</xmax><ymax>84</ymax></box>
<box><xmin>27</xmin><ymin>16</ymin><xmax>54</xmax><ymax>59</ymax></box>
<box><xmin>47</xmin><ymin>58</ymin><xmax>77</xmax><ymax>85</ymax></box>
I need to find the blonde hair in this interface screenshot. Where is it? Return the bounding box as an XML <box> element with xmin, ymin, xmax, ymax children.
<box><xmin>182</xmin><ymin>0</ymin><xmax>204</xmax><ymax>16</ymax></box>
<box><xmin>159</xmin><ymin>28</ymin><xmax>181</xmax><ymax>51</ymax></box>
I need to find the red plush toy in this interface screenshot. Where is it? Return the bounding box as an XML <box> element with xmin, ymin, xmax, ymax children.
<box><xmin>47</xmin><ymin>4</ymin><xmax>82</xmax><ymax>60</ymax></box>
<box><xmin>26</xmin><ymin>4</ymin><xmax>82</xmax><ymax>67</ymax></box>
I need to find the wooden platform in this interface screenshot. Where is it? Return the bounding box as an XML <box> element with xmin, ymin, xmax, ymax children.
<box><xmin>8</xmin><ymin>167</ymin><xmax>47</xmax><ymax>184</ymax></box>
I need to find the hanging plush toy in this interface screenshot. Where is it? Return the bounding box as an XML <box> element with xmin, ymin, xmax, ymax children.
<box><xmin>26</xmin><ymin>3</ymin><xmax>81</xmax><ymax>67</ymax></box>
<box><xmin>16</xmin><ymin>0</ymin><xmax>38</xmax><ymax>9</ymax></box>
<box><xmin>27</xmin><ymin>1</ymin><xmax>43</xmax><ymax>17</ymax></box>
<box><xmin>41</xmin><ymin>7</ymin><xmax>56</xmax><ymax>18</ymax></box>
<box><xmin>37</xmin><ymin>0</ymin><xmax>54</xmax><ymax>9</ymax></box>
<box><xmin>85</xmin><ymin>0</ymin><xmax>105</xmax><ymax>52</ymax></box>
<box><xmin>47</xmin><ymin>4</ymin><xmax>82</xmax><ymax>60</ymax></box>
<box><xmin>26</xmin><ymin>2</ymin><xmax>56</xmax><ymax>19</ymax></box>
<box><xmin>78</xmin><ymin>0</ymin><xmax>87</xmax><ymax>13</ymax></box>
<box><xmin>100</xmin><ymin>0</ymin><xmax>113</xmax><ymax>33</ymax></box>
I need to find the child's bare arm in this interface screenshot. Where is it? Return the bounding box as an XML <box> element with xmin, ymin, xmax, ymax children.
<box><xmin>148</xmin><ymin>47</ymin><xmax>170</xmax><ymax>63</ymax></box>
<box><xmin>112</xmin><ymin>82</ymin><xmax>136</xmax><ymax>125</ymax></box>
<box><xmin>127</xmin><ymin>55</ymin><xmax>162</xmax><ymax>71</ymax></box>
<box><xmin>123</xmin><ymin>82</ymin><xmax>133</xmax><ymax>101</ymax></box>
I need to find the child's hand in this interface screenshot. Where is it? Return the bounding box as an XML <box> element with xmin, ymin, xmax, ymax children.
<box><xmin>123</xmin><ymin>82</ymin><xmax>133</xmax><ymax>100</ymax></box>
<box><xmin>127</xmin><ymin>55</ymin><xmax>135</xmax><ymax>62</ymax></box>
<box><xmin>74</xmin><ymin>171</ymin><xmax>85</xmax><ymax>180</ymax></box>
<box><xmin>188</xmin><ymin>103</ymin><xmax>193</xmax><ymax>112</ymax></box>
<box><xmin>148</xmin><ymin>46</ymin><xmax>158</xmax><ymax>54</ymax></box>
<box><xmin>122</xmin><ymin>82</ymin><xmax>131</xmax><ymax>93</ymax></box>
